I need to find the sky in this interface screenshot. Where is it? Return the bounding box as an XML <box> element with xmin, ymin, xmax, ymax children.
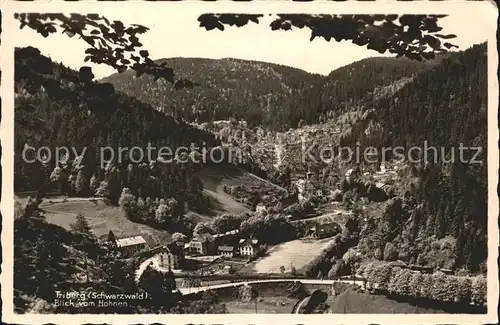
<box><xmin>10</xmin><ymin>4</ymin><xmax>493</xmax><ymax>79</ymax></box>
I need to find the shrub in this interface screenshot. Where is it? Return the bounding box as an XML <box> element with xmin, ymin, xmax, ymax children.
<box><xmin>419</xmin><ymin>274</ymin><xmax>434</xmax><ymax>300</ymax></box>
<box><xmin>407</xmin><ymin>272</ymin><xmax>424</xmax><ymax>298</ymax></box>
<box><xmin>387</xmin><ymin>267</ymin><xmax>404</xmax><ymax>294</ymax></box>
<box><xmin>449</xmin><ymin>276</ymin><xmax>472</xmax><ymax>304</ymax></box>
<box><xmin>370</xmin><ymin>264</ymin><xmax>393</xmax><ymax>291</ymax></box>
<box><xmin>471</xmin><ymin>276</ymin><xmax>487</xmax><ymax>305</ymax></box>
<box><xmin>383</xmin><ymin>242</ymin><xmax>398</xmax><ymax>261</ymax></box>
<box><xmin>395</xmin><ymin>269</ymin><xmax>412</xmax><ymax>296</ymax></box>
<box><xmin>430</xmin><ymin>273</ymin><xmax>449</xmax><ymax>302</ymax></box>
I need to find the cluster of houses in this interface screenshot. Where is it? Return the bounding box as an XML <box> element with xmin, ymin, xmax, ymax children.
<box><xmin>110</xmin><ymin>235</ymin><xmax>184</xmax><ymax>270</ymax></box>
<box><xmin>184</xmin><ymin>229</ymin><xmax>262</xmax><ymax>258</ymax></box>
<box><xmin>110</xmin><ymin>228</ymin><xmax>262</xmax><ymax>271</ymax></box>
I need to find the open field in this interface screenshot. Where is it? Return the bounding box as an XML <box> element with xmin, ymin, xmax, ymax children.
<box><xmin>241</xmin><ymin>238</ymin><xmax>336</xmax><ymax>274</ymax></box>
<box><xmin>195</xmin><ymin>166</ymin><xmax>255</xmax><ymax>218</ymax></box>
<box><xmin>38</xmin><ymin>199</ymin><xmax>171</xmax><ymax>246</ymax></box>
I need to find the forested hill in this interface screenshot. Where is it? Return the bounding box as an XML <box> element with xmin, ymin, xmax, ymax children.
<box><xmin>15</xmin><ymin>47</ymin><xmax>218</xmax><ymax>210</ymax></box>
<box><xmin>316</xmin><ymin>56</ymin><xmax>432</xmax><ymax>113</ymax></box>
<box><xmin>102</xmin><ymin>57</ymin><xmax>323</xmax><ymax>130</ymax></box>
<box><xmin>343</xmin><ymin>43</ymin><xmax>488</xmax><ymax>272</ymax></box>
<box><xmin>341</xmin><ymin>43</ymin><xmax>487</xmax><ymax>156</ymax></box>
<box><xmin>102</xmin><ymin>56</ymin><xmax>432</xmax><ymax>130</ymax></box>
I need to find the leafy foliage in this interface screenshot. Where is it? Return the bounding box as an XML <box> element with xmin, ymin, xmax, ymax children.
<box><xmin>15</xmin><ymin>13</ymin><xmax>187</xmax><ymax>84</ymax></box>
<box><xmin>199</xmin><ymin>14</ymin><xmax>457</xmax><ymax>61</ymax></box>
<box><xmin>15</xmin><ymin>47</ymin><xmax>216</xmax><ymax>213</ymax></box>
<box><xmin>359</xmin><ymin>263</ymin><xmax>486</xmax><ymax>307</ymax></box>
<box><xmin>137</xmin><ymin>265</ymin><xmax>177</xmax><ymax>312</ymax></box>
<box><xmin>14</xmin><ymin>199</ymin><xmax>139</xmax><ymax>313</ymax></box>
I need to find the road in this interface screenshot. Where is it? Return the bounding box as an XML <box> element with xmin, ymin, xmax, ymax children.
<box><xmin>178</xmin><ymin>278</ymin><xmax>359</xmax><ymax>295</ymax></box>
<box><xmin>290</xmin><ymin>210</ymin><xmax>351</xmax><ymax>224</ymax></box>
<box><xmin>294</xmin><ymin>296</ymin><xmax>309</xmax><ymax>314</ymax></box>
<box><xmin>40</xmin><ymin>197</ymin><xmax>104</xmax><ymax>204</ymax></box>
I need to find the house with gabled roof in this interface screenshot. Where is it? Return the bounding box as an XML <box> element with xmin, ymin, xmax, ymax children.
<box><xmin>115</xmin><ymin>235</ymin><xmax>147</xmax><ymax>256</ymax></box>
<box><xmin>239</xmin><ymin>238</ymin><xmax>260</xmax><ymax>257</ymax></box>
<box><xmin>188</xmin><ymin>233</ymin><xmax>215</xmax><ymax>255</ymax></box>
<box><xmin>218</xmin><ymin>245</ymin><xmax>236</xmax><ymax>258</ymax></box>
<box><xmin>157</xmin><ymin>242</ymin><xmax>184</xmax><ymax>270</ymax></box>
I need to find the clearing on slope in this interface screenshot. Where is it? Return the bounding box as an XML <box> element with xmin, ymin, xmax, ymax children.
<box><xmin>38</xmin><ymin>199</ymin><xmax>171</xmax><ymax>246</ymax></box>
<box><xmin>195</xmin><ymin>165</ymin><xmax>284</xmax><ymax>218</ymax></box>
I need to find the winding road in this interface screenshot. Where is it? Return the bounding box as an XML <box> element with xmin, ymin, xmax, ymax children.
<box><xmin>294</xmin><ymin>296</ymin><xmax>309</xmax><ymax>314</ymax></box>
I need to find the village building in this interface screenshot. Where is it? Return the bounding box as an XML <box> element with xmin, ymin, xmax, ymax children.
<box><xmin>115</xmin><ymin>236</ymin><xmax>147</xmax><ymax>256</ymax></box>
<box><xmin>218</xmin><ymin>245</ymin><xmax>235</xmax><ymax>258</ymax></box>
<box><xmin>409</xmin><ymin>264</ymin><xmax>434</xmax><ymax>274</ymax></box>
<box><xmin>239</xmin><ymin>238</ymin><xmax>259</xmax><ymax>256</ymax></box>
<box><xmin>188</xmin><ymin>233</ymin><xmax>215</xmax><ymax>255</ymax></box>
<box><xmin>295</xmin><ymin>177</ymin><xmax>315</xmax><ymax>203</ymax></box>
<box><xmin>315</xmin><ymin>188</ymin><xmax>328</xmax><ymax>198</ymax></box>
<box><xmin>376</xmin><ymin>162</ymin><xmax>387</xmax><ymax>174</ymax></box>
<box><xmin>345</xmin><ymin>168</ymin><xmax>353</xmax><ymax>182</ymax></box>
<box><xmin>255</xmin><ymin>203</ymin><xmax>267</xmax><ymax>214</ymax></box>
<box><xmin>157</xmin><ymin>242</ymin><xmax>184</xmax><ymax>270</ymax></box>
<box><xmin>314</xmin><ymin>222</ymin><xmax>341</xmax><ymax>239</ymax></box>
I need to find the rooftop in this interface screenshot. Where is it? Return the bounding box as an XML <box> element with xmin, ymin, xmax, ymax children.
<box><xmin>239</xmin><ymin>238</ymin><xmax>259</xmax><ymax>246</ymax></box>
<box><xmin>192</xmin><ymin>233</ymin><xmax>214</xmax><ymax>242</ymax></box>
<box><xmin>115</xmin><ymin>236</ymin><xmax>146</xmax><ymax>248</ymax></box>
<box><xmin>218</xmin><ymin>245</ymin><xmax>235</xmax><ymax>252</ymax></box>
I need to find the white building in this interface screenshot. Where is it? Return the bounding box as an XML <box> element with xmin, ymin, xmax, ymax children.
<box><xmin>218</xmin><ymin>245</ymin><xmax>235</xmax><ymax>258</ymax></box>
<box><xmin>256</xmin><ymin>203</ymin><xmax>267</xmax><ymax>214</ymax></box>
<box><xmin>239</xmin><ymin>239</ymin><xmax>259</xmax><ymax>256</ymax></box>
<box><xmin>296</xmin><ymin>178</ymin><xmax>314</xmax><ymax>203</ymax></box>
<box><xmin>157</xmin><ymin>243</ymin><xmax>184</xmax><ymax>269</ymax></box>
<box><xmin>157</xmin><ymin>248</ymin><xmax>177</xmax><ymax>270</ymax></box>
<box><xmin>115</xmin><ymin>236</ymin><xmax>147</xmax><ymax>256</ymax></box>
<box><xmin>345</xmin><ymin>168</ymin><xmax>354</xmax><ymax>182</ymax></box>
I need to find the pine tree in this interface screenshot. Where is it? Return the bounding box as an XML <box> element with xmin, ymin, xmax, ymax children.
<box><xmin>107</xmin><ymin>230</ymin><xmax>117</xmax><ymax>247</ymax></box>
<box><xmin>74</xmin><ymin>166</ymin><xmax>90</xmax><ymax>196</ymax></box>
<box><xmin>70</xmin><ymin>213</ymin><xmax>92</xmax><ymax>236</ymax></box>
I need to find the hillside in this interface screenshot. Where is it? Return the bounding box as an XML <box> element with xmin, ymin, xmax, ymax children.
<box><xmin>189</xmin><ymin>44</ymin><xmax>488</xmax><ymax>273</ymax></box>
<box><xmin>343</xmin><ymin>44</ymin><xmax>488</xmax><ymax>273</ymax></box>
<box><xmin>15</xmin><ymin>47</ymin><xmax>219</xmax><ymax>212</ymax></box>
<box><xmin>13</xmin><ymin>197</ymin><xmax>139</xmax><ymax>313</ymax></box>
<box><xmin>315</xmin><ymin>56</ymin><xmax>426</xmax><ymax>115</ymax></box>
<box><xmin>102</xmin><ymin>57</ymin><xmax>323</xmax><ymax>130</ymax></box>
<box><xmin>102</xmin><ymin>56</ymin><xmax>432</xmax><ymax>130</ymax></box>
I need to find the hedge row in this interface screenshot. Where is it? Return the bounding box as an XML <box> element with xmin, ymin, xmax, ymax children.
<box><xmin>358</xmin><ymin>263</ymin><xmax>487</xmax><ymax>306</ymax></box>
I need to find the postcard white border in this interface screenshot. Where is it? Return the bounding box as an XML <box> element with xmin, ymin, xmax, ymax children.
<box><xmin>0</xmin><ymin>1</ymin><xmax>498</xmax><ymax>324</ymax></box>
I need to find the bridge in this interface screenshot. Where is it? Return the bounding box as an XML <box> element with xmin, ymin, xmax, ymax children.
<box><xmin>172</xmin><ymin>272</ymin><xmax>365</xmax><ymax>281</ymax></box>
<box><xmin>177</xmin><ymin>278</ymin><xmax>360</xmax><ymax>295</ymax></box>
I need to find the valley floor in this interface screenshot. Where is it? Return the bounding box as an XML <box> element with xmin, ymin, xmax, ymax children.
<box><xmin>241</xmin><ymin>238</ymin><xmax>336</xmax><ymax>274</ymax></box>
